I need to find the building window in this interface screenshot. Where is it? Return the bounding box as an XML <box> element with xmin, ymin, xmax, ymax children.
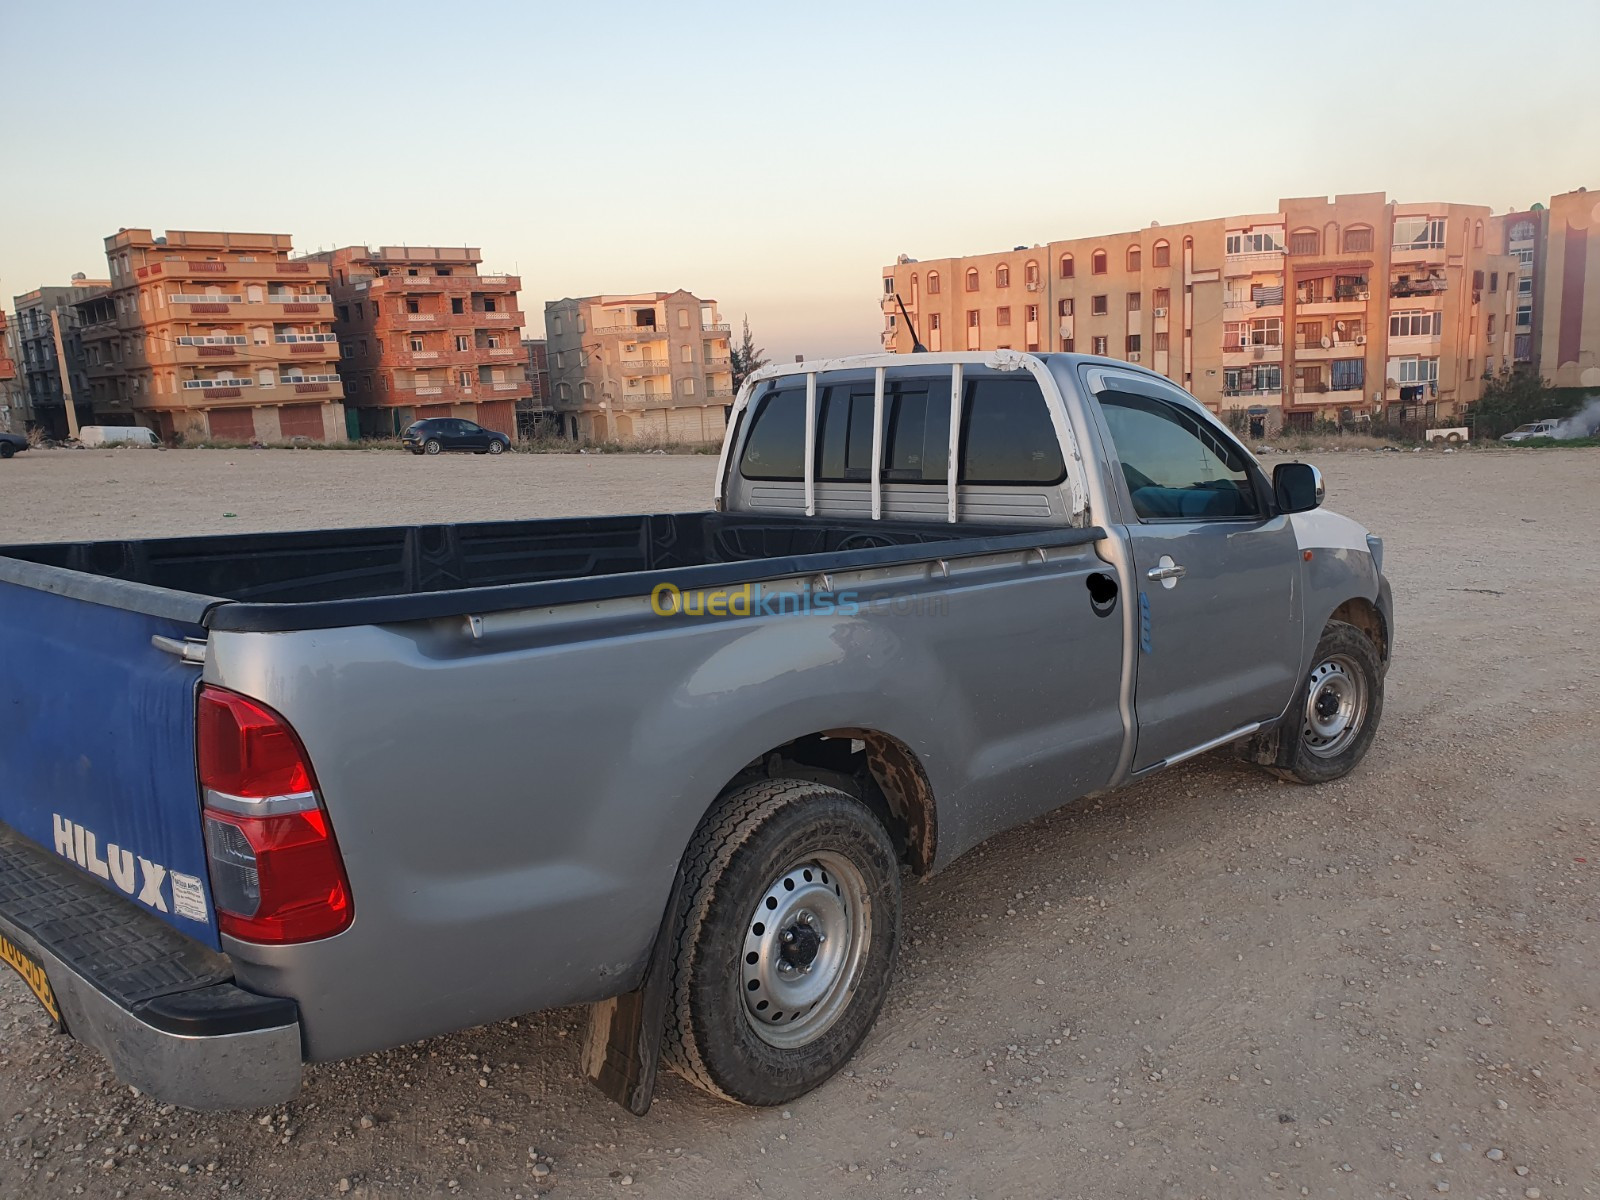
<box><xmin>1152</xmin><ymin>287</ymin><xmax>1171</xmax><ymax>311</ymax></box>
<box><xmin>928</xmin><ymin>313</ymin><xmax>941</xmax><ymax>331</ymax></box>
<box><xmin>456</xmin><ymin>335</ymin><xmax>470</xmax><ymax>351</ymax></box>
<box><xmin>406</xmin><ymin>299</ymin><xmax>419</xmax><ymax>314</ymax></box>
<box><xmin>1092</xmin><ymin>250</ymin><xmax>1107</xmax><ymax>275</ymax></box>
<box><xmin>1517</xmin><ymin>275</ymin><xmax>1533</xmax><ymax>296</ymax></box>
<box><xmin>1125</xmin><ymin>334</ymin><xmax>1141</xmax><ymax>355</ymax></box>
<box><xmin>1489</xmin><ymin>272</ymin><xmax>1499</xmax><ymax>293</ymax></box>
<box><xmin>458</xmin><ymin>370</ymin><xmax>473</xmax><ymax>387</ymax></box>
<box><xmin>483</xmin><ymin>298</ymin><xmax>498</xmax><ymax>313</ymax></box>
<box><xmin>1330</xmin><ymin>359</ymin><xmax>1364</xmax><ymax>391</ymax></box>
<box><xmin>1091</xmin><ymin>295</ymin><xmax>1108</xmax><ymax>316</ymax></box>
<box><xmin>1058</xmin><ymin>298</ymin><xmax>1074</xmax><ymax>317</ymax></box>
<box><xmin>965</xmin><ymin>268</ymin><xmax>979</xmax><ymax>292</ymax></box>
<box><xmin>1126</xmin><ymin>246</ymin><xmax>1141</xmax><ymax>272</ymax></box>
<box><xmin>1389</xmin><ymin>310</ymin><xmax>1442</xmax><ymax>338</ymax></box>
<box><xmin>1060</xmin><ymin>254</ymin><xmax>1074</xmax><ymax>279</ymax></box>
<box><xmin>996</xmin><ymin>306</ymin><xmax>1011</xmax><ymax>326</ymax></box>
<box><xmin>1393</xmin><ymin>216</ymin><xmax>1446</xmax><ymax>251</ymax></box>
<box><xmin>928</xmin><ymin>271</ymin><xmax>941</xmax><ymax>295</ymax></box>
<box><xmin>967</xmin><ymin>310</ymin><xmax>980</xmax><ymax>328</ymax></box>
<box><xmin>342</xmin><ymin>343</ymin><xmax>354</xmax><ymax>358</ymax></box>
<box><xmin>1226</xmin><ymin>230</ymin><xmax>1285</xmax><ymax>255</ymax></box>
<box><xmin>883</xmin><ymin>276</ymin><xmax>895</xmax><ymax>296</ymax></box>
<box><xmin>1024</xmin><ymin>261</ymin><xmax>1039</xmax><ymax>287</ymax></box>
<box><xmin>1061</xmin><ymin>337</ymin><xmax>1075</xmax><ymax>352</ymax></box>
<box><xmin>1152</xmin><ymin>240</ymin><xmax>1170</xmax><ymax>268</ymax></box>
<box><xmin>996</xmin><ymin>264</ymin><xmax>1010</xmax><ymax>289</ymax></box>
<box><xmin>1154</xmin><ymin>332</ymin><xmax>1169</xmax><ymax>351</ymax></box>
<box><xmin>1474</xmin><ymin>220</ymin><xmax>1484</xmax><ymax>248</ymax></box>
<box><xmin>410</xmin><ymin>335</ymin><xmax>425</xmax><ymax>351</ymax></box>
<box><xmin>1515</xmin><ymin>305</ymin><xmax>1532</xmax><ymax>328</ymax></box>
<box><xmin>681</xmin><ymin>344</ymin><xmax>693</xmax><ymax>362</ymax></box>
<box><xmin>1025</xmin><ymin>304</ymin><xmax>1038</xmax><ymax>322</ymax></box>
<box><xmin>682</xmin><ymin>378</ymin><xmax>696</xmax><ymax>396</ymax></box>
<box><xmin>451</xmin><ymin>298</ymin><xmax>464</xmax><ymax>314</ymax></box>
<box><xmin>1127</xmin><ymin>293</ymin><xmax>1141</xmax><ymax>312</ymax></box>
<box><xmin>1487</xmin><ymin>314</ymin><xmax>1496</xmax><ymax>338</ymax></box>
<box><xmin>1395</xmin><ymin>357</ymin><xmax>1439</xmax><ymax>384</ymax></box>
<box><xmin>1289</xmin><ymin>229</ymin><xmax>1320</xmax><ymax>256</ymax></box>
<box><xmin>1092</xmin><ymin>335</ymin><xmax>1108</xmax><ymax>355</ymax></box>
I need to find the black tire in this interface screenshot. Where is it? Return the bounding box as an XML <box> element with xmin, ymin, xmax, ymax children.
<box><xmin>663</xmin><ymin>779</ymin><xmax>901</xmax><ymax>1105</ymax></box>
<box><xmin>1268</xmin><ymin>620</ymin><xmax>1383</xmax><ymax>785</ymax></box>
<box><xmin>424</xmin><ymin>439</ymin><xmax>442</xmax><ymax>456</ymax></box>
<box><xmin>0</xmin><ymin>443</ymin><xmax>13</xmax><ymax>460</ymax></box>
<box><xmin>488</xmin><ymin>440</ymin><xmax>505</xmax><ymax>455</ymax></box>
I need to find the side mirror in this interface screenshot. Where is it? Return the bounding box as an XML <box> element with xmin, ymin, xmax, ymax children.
<box><xmin>1274</xmin><ymin>462</ymin><xmax>1324</xmax><ymax>513</ymax></box>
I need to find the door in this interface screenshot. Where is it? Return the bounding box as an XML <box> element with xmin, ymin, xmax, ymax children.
<box><xmin>1093</xmin><ymin>385</ymin><xmax>1303</xmax><ymax>771</ymax></box>
<box><xmin>458</xmin><ymin>420</ymin><xmax>489</xmax><ymax>450</ymax></box>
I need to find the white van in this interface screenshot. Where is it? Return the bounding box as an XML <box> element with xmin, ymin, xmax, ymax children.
<box><xmin>79</xmin><ymin>426</ymin><xmax>160</xmax><ymax>448</ymax></box>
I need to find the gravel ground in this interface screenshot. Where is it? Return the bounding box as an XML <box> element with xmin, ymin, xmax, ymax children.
<box><xmin>1</xmin><ymin>445</ymin><xmax>1596</xmax><ymax>1199</ymax></box>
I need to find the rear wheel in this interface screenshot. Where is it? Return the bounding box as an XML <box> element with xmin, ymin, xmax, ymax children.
<box><xmin>0</xmin><ymin>443</ymin><xmax>13</xmax><ymax>460</ymax></box>
<box><xmin>1268</xmin><ymin>620</ymin><xmax>1383</xmax><ymax>784</ymax></box>
<box><xmin>424</xmin><ymin>439</ymin><xmax>442</xmax><ymax>456</ymax></box>
<box><xmin>664</xmin><ymin>779</ymin><xmax>901</xmax><ymax>1105</ymax></box>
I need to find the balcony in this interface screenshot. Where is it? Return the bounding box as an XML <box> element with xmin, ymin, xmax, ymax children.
<box><xmin>619</xmin><ymin>359</ymin><xmax>670</xmax><ymax>376</ymax></box>
<box><xmin>701</xmin><ymin>323</ymin><xmax>731</xmax><ymax>335</ymax></box>
<box><xmin>1391</xmin><ymin>277</ymin><xmax>1448</xmax><ymax>299</ymax></box>
<box><xmin>136</xmin><ymin>260</ymin><xmax>329</xmax><ymax>283</ymax></box>
<box><xmin>594</xmin><ymin>324</ymin><xmax>668</xmax><ymax>340</ymax></box>
<box><xmin>361</xmin><ymin>273</ymin><xmax>521</xmax><ymax>295</ymax></box>
<box><xmin>486</xmin><ymin>347</ymin><xmax>517</xmax><ymax>358</ymax></box>
<box><xmin>175</xmin><ymin>335</ymin><xmax>248</xmax><ymax>347</ymax></box>
<box><xmin>1222</xmin><ymin>343</ymin><xmax>1284</xmax><ymax>366</ymax></box>
<box><xmin>705</xmin><ymin>389</ymin><xmax>736</xmax><ymax>400</ymax></box>
<box><xmin>274</xmin><ymin>333</ymin><xmax>337</xmax><ymax>344</ymax></box>
<box><xmin>1223</xmin><ymin>251</ymin><xmax>1284</xmax><ymax>276</ymax></box>
<box><xmin>703</xmin><ymin>356</ymin><xmax>732</xmax><ymax>370</ymax></box>
<box><xmin>180</xmin><ymin>377</ymin><xmax>255</xmax><ymax>392</ymax></box>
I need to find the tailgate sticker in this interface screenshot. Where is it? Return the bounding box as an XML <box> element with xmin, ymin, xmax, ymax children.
<box><xmin>52</xmin><ymin>814</ymin><xmax>210</xmax><ymax>925</ymax></box>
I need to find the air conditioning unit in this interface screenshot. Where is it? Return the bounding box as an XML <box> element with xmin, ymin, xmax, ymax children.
<box><xmin>1355</xmin><ymin>334</ymin><xmax>1367</xmax><ymax>345</ymax></box>
<box><xmin>1128</xmin><ymin>352</ymin><xmax>1142</xmax><ymax>362</ymax></box>
<box><xmin>1356</xmin><ymin>291</ymin><xmax>1370</xmax><ymax>301</ymax></box>
<box><xmin>1025</xmin><ymin>282</ymin><xmax>1042</xmax><ymax>292</ymax></box>
<box><xmin>1153</xmin><ymin>307</ymin><xmax>1168</xmax><ymax>318</ymax></box>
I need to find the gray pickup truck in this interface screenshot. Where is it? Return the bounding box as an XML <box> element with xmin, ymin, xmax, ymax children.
<box><xmin>0</xmin><ymin>351</ymin><xmax>1392</xmax><ymax>1114</ymax></box>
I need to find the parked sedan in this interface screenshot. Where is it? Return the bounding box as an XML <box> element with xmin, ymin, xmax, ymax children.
<box><xmin>0</xmin><ymin>432</ymin><xmax>29</xmax><ymax>460</ymax></box>
<box><xmin>401</xmin><ymin>418</ymin><xmax>512</xmax><ymax>456</ymax></box>
<box><xmin>1501</xmin><ymin>420</ymin><xmax>1560</xmax><ymax>443</ymax></box>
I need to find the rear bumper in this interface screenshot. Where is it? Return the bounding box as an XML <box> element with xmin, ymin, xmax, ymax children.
<box><xmin>0</xmin><ymin>826</ymin><xmax>302</xmax><ymax>1110</ymax></box>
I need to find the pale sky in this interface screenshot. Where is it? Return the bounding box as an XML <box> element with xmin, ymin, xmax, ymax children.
<box><xmin>2</xmin><ymin>0</ymin><xmax>1597</xmax><ymax>363</ymax></box>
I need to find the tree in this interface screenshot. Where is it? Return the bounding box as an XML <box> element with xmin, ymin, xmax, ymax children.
<box><xmin>1467</xmin><ymin>367</ymin><xmax>1561</xmax><ymax>438</ymax></box>
<box><xmin>730</xmin><ymin>315</ymin><xmax>769</xmax><ymax>395</ymax></box>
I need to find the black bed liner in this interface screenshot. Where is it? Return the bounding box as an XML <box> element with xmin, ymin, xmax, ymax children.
<box><xmin>0</xmin><ymin>511</ymin><xmax>1102</xmax><ymax>633</ymax></box>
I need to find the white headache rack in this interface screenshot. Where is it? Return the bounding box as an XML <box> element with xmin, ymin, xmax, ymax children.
<box><xmin>715</xmin><ymin>350</ymin><xmax>1089</xmax><ymax>523</ymax></box>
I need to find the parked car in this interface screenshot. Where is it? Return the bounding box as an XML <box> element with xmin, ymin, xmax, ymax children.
<box><xmin>78</xmin><ymin>425</ymin><xmax>160</xmax><ymax>448</ymax></box>
<box><xmin>0</xmin><ymin>351</ymin><xmax>1392</xmax><ymax>1115</ymax></box>
<box><xmin>0</xmin><ymin>432</ymin><xmax>29</xmax><ymax>459</ymax></box>
<box><xmin>1501</xmin><ymin>420</ymin><xmax>1560</xmax><ymax>442</ymax></box>
<box><xmin>401</xmin><ymin>418</ymin><xmax>511</xmax><ymax>456</ymax></box>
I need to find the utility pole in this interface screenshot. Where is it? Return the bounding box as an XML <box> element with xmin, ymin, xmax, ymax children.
<box><xmin>49</xmin><ymin>308</ymin><xmax>80</xmax><ymax>439</ymax></box>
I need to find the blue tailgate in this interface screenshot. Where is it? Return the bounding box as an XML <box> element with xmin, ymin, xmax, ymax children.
<box><xmin>0</xmin><ymin>582</ymin><xmax>220</xmax><ymax>949</ymax></box>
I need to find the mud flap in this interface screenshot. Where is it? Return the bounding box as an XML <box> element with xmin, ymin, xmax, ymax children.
<box><xmin>581</xmin><ymin>869</ymin><xmax>685</xmax><ymax>1115</ymax></box>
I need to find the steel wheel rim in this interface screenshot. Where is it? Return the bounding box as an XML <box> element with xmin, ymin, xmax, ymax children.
<box><xmin>741</xmin><ymin>852</ymin><xmax>870</xmax><ymax>1048</ymax></box>
<box><xmin>1302</xmin><ymin>653</ymin><xmax>1367</xmax><ymax>759</ymax></box>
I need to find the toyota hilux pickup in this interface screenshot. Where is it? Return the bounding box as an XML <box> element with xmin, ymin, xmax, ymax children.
<box><xmin>0</xmin><ymin>351</ymin><xmax>1392</xmax><ymax>1114</ymax></box>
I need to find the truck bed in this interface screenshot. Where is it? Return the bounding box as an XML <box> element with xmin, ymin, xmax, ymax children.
<box><xmin>0</xmin><ymin>511</ymin><xmax>1097</xmax><ymax>632</ymax></box>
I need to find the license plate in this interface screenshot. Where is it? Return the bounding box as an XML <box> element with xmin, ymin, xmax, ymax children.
<box><xmin>0</xmin><ymin>928</ymin><xmax>65</xmax><ymax>1031</ymax></box>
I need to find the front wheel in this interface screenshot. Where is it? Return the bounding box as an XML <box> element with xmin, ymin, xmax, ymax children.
<box><xmin>1268</xmin><ymin>620</ymin><xmax>1383</xmax><ymax>784</ymax></box>
<box><xmin>487</xmin><ymin>440</ymin><xmax>505</xmax><ymax>455</ymax></box>
<box><xmin>663</xmin><ymin>779</ymin><xmax>901</xmax><ymax>1105</ymax></box>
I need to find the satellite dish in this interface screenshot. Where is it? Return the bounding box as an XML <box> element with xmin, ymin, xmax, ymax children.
<box><xmin>1320</xmin><ymin>336</ymin><xmax>1332</xmax><ymax>349</ymax></box>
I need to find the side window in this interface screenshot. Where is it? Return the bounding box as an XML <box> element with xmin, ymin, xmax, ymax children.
<box><xmin>1098</xmin><ymin>390</ymin><xmax>1260</xmax><ymax>520</ymax></box>
<box><xmin>959</xmin><ymin>376</ymin><xmax>1065</xmax><ymax>484</ymax></box>
<box><xmin>738</xmin><ymin>387</ymin><xmax>806</xmax><ymax>480</ymax></box>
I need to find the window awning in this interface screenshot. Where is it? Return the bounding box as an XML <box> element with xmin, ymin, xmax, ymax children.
<box><xmin>1291</xmin><ymin>262</ymin><xmax>1373</xmax><ymax>281</ymax></box>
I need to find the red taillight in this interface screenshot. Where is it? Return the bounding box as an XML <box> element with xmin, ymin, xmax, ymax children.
<box><xmin>197</xmin><ymin>686</ymin><xmax>353</xmax><ymax>944</ymax></box>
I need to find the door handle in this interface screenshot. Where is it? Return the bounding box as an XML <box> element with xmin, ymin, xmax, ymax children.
<box><xmin>1146</xmin><ymin>563</ymin><xmax>1186</xmax><ymax>581</ymax></box>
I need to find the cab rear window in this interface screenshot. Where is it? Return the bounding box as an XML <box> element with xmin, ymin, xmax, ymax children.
<box><xmin>738</xmin><ymin>373</ymin><xmax>1065</xmax><ymax>486</ymax></box>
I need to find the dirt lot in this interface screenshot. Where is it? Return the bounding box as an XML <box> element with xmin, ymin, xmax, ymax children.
<box><xmin>1</xmin><ymin>446</ymin><xmax>1597</xmax><ymax>1200</ymax></box>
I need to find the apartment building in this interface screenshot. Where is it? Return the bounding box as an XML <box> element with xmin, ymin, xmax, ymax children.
<box><xmin>12</xmin><ymin>276</ymin><xmax>109</xmax><ymax>438</ymax></box>
<box><xmin>1501</xmin><ymin>206</ymin><xmax>1548</xmax><ymax>369</ymax></box>
<box><xmin>543</xmin><ymin>291</ymin><xmax>733</xmax><ymax>443</ymax></box>
<box><xmin>0</xmin><ymin>310</ymin><xmax>17</xmax><ymax>433</ymax></box>
<box><xmin>1535</xmin><ymin>188</ymin><xmax>1600</xmax><ymax>390</ymax></box>
<box><xmin>92</xmin><ymin>229</ymin><xmax>346</xmax><ymax>443</ymax></box>
<box><xmin>882</xmin><ymin>192</ymin><xmax>1517</xmax><ymax>431</ymax></box>
<box><xmin>309</xmin><ymin>246</ymin><xmax>529</xmax><ymax>438</ymax></box>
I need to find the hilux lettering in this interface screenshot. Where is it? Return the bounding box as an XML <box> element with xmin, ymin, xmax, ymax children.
<box><xmin>51</xmin><ymin>814</ymin><xmax>208</xmax><ymax>924</ymax></box>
